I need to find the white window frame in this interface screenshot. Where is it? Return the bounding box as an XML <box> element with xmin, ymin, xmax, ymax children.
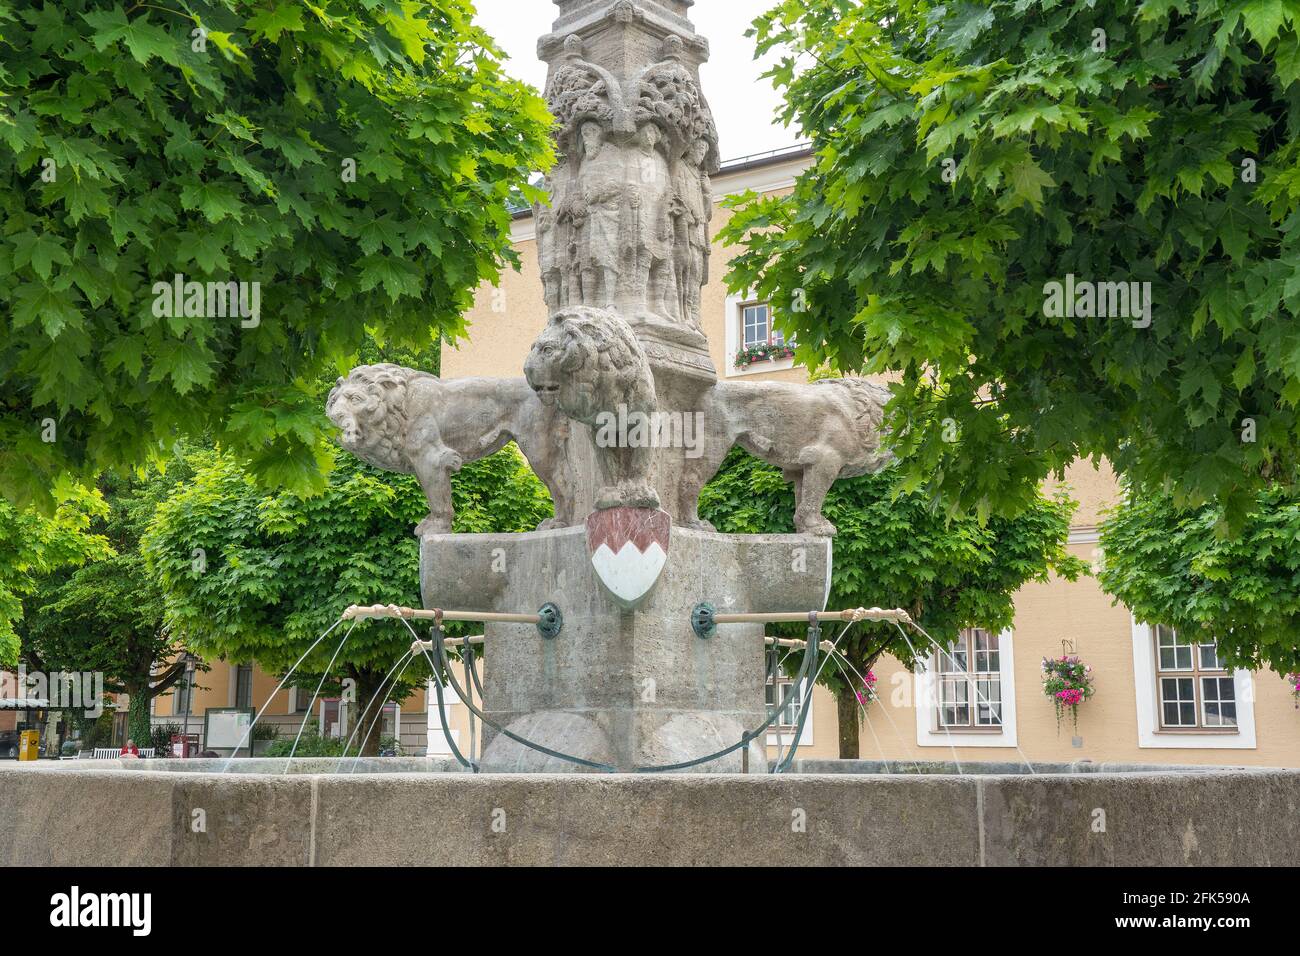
<box><xmin>724</xmin><ymin>290</ymin><xmax>798</xmax><ymax>378</ymax></box>
<box><xmin>765</xmin><ymin>676</ymin><xmax>814</xmax><ymax>748</ymax></box>
<box><xmin>1130</xmin><ymin>619</ymin><xmax>1256</xmax><ymax>749</ymax></box>
<box><xmin>288</xmin><ymin>686</ymin><xmax>314</xmax><ymax>716</ymax></box>
<box><xmin>741</xmin><ymin>302</ymin><xmax>783</xmax><ymax>349</ymax></box>
<box><xmin>915</xmin><ymin>629</ymin><xmax>1018</xmax><ymax>748</ymax></box>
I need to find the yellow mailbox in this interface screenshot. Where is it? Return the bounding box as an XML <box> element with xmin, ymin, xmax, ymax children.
<box><xmin>18</xmin><ymin>730</ymin><xmax>40</xmax><ymax>761</ymax></box>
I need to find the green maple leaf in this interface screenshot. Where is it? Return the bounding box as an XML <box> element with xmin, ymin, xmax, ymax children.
<box><xmin>1232</xmin><ymin>349</ymin><xmax>1257</xmax><ymax>391</ymax></box>
<box><xmin>0</xmin><ymin>107</ymin><xmax>38</xmax><ymax>152</ymax></box>
<box><xmin>1241</xmin><ymin>0</ymin><xmax>1290</xmax><ymax>48</ymax></box>
<box><xmin>103</xmin><ymin>335</ymin><xmax>146</xmax><ymax>378</ymax></box>
<box><xmin>357</xmin><ymin>255</ymin><xmax>422</xmax><ymax>301</ymax></box>
<box><xmin>176</xmin><ymin>231</ymin><xmax>231</xmax><ymax>273</ymax></box>
<box><xmin>245</xmin><ymin>4</ymin><xmax>305</xmax><ymax>43</ymax></box>
<box><xmin>82</xmin><ymin>9</ymin><xmax>180</xmax><ymax>66</ymax></box>
<box><xmin>12</xmin><ymin>283</ymin><xmax>82</xmax><ymax>336</ymax></box>
<box><xmin>262</xmin><ymin>129</ymin><xmax>323</xmax><ymax>168</ymax></box>
<box><xmin>1006</xmin><ymin>160</ymin><xmax>1055</xmax><ymax>209</ymax></box>
<box><xmin>180</xmin><ymin>181</ymin><xmax>246</xmax><ymax>223</ymax></box>
<box><xmin>1217</xmin><ymin>206</ymin><xmax>1252</xmax><ymax>260</ymax></box>
<box><xmin>149</xmin><ymin>338</ymin><xmax>214</xmax><ymax>395</ymax></box>
<box><xmin>13</xmin><ymin>232</ymin><xmax>71</xmax><ymax>280</ymax></box>
<box><xmin>357</xmin><ymin>215</ymin><xmax>405</xmax><ymax>256</ymax></box>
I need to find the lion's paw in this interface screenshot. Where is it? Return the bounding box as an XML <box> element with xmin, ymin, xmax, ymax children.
<box><xmin>415</xmin><ymin>514</ymin><xmax>453</xmax><ymax>537</ymax></box>
<box><xmin>679</xmin><ymin>516</ymin><xmax>717</xmax><ymax>532</ymax></box>
<box><xmin>794</xmin><ymin>514</ymin><xmax>837</xmax><ymax>537</ymax></box>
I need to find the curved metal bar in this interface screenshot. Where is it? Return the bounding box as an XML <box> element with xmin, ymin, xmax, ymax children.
<box><xmin>636</xmin><ymin>621</ymin><xmax>821</xmax><ymax>773</ymax></box>
<box><xmin>399</xmin><ymin>614</ymin><xmax>823</xmax><ymax>775</ymax></box>
<box><xmin>772</xmin><ymin>615</ymin><xmax>821</xmax><ymax>774</ymax></box>
<box><xmin>425</xmin><ymin>625</ymin><xmax>478</xmax><ymax>773</ymax></box>
<box><xmin>413</xmin><ymin>620</ymin><xmax>620</xmax><ymax>773</ymax></box>
<box><xmin>462</xmin><ymin>637</ymin><xmax>487</xmax><ymax>703</ymax></box>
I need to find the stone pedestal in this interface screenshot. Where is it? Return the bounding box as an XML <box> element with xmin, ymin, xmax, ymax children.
<box><xmin>421</xmin><ymin>527</ymin><xmax>831</xmax><ymax>771</ymax></box>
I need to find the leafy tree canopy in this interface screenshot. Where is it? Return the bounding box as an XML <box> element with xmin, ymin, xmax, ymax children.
<box><xmin>0</xmin><ymin>480</ymin><xmax>110</xmax><ymax>666</ymax></box>
<box><xmin>141</xmin><ymin>443</ymin><xmax>553</xmax><ymax>698</ymax></box>
<box><xmin>723</xmin><ymin>0</ymin><xmax>1300</xmax><ymax>528</ymax></box>
<box><xmin>22</xmin><ymin>464</ymin><xmax>198</xmax><ymax>743</ymax></box>
<box><xmin>0</xmin><ymin>0</ymin><xmax>554</xmax><ymax>510</ymax></box>
<box><xmin>1098</xmin><ymin>485</ymin><xmax>1300</xmax><ymax>673</ymax></box>
<box><xmin>700</xmin><ymin>447</ymin><xmax>1085</xmax><ymax>757</ymax></box>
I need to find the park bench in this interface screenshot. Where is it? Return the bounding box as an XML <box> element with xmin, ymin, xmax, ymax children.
<box><xmin>80</xmin><ymin>747</ymin><xmax>156</xmax><ymax>759</ymax></box>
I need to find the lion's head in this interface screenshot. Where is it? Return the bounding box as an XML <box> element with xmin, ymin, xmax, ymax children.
<box><xmin>524</xmin><ymin>307</ymin><xmax>655</xmax><ymax>425</ymax></box>
<box><xmin>326</xmin><ymin>364</ymin><xmax>419</xmax><ymax>472</ymax></box>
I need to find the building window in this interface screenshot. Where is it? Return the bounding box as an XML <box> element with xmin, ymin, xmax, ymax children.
<box><xmin>936</xmin><ymin>629</ymin><xmax>1002</xmax><ymax>729</ymax></box>
<box><xmin>1154</xmin><ymin>625</ymin><xmax>1236</xmax><ymax>730</ymax></box>
<box><xmin>173</xmin><ymin>653</ymin><xmax>197</xmax><ymax>716</ymax></box>
<box><xmin>727</xmin><ymin>293</ymin><xmax>799</xmax><ymax>375</ymax></box>
<box><xmin>765</xmin><ymin>676</ymin><xmax>803</xmax><ymax>730</ymax></box>
<box><xmin>740</xmin><ymin>301</ymin><xmax>790</xmax><ymax>350</ymax></box>
<box><xmin>741</xmin><ymin>302</ymin><xmax>782</xmax><ymax>348</ymax></box>
<box><xmin>234</xmin><ymin>664</ymin><xmax>253</xmax><ymax>710</ymax></box>
<box><xmin>290</xmin><ymin>687</ymin><xmax>315</xmax><ymax>715</ymax></box>
<box><xmin>174</xmin><ymin>673</ymin><xmax>193</xmax><ymax>716</ymax></box>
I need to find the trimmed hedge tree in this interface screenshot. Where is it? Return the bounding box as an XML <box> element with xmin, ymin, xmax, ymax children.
<box><xmin>1098</xmin><ymin>485</ymin><xmax>1300</xmax><ymax>674</ymax></box>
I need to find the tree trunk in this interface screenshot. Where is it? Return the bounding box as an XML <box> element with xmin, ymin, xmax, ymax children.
<box><xmin>350</xmin><ymin>670</ymin><xmax>387</xmax><ymax>757</ymax></box>
<box><xmin>127</xmin><ymin>685</ymin><xmax>152</xmax><ymax>750</ymax></box>
<box><xmin>836</xmin><ymin>682</ymin><xmax>861</xmax><ymax>760</ymax></box>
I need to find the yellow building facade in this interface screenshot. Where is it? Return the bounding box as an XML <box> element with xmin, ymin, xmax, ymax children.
<box><xmin>152</xmin><ymin>147</ymin><xmax>1300</xmax><ymax>769</ymax></box>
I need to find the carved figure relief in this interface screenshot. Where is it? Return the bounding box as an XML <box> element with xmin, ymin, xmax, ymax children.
<box><xmin>538</xmin><ymin>35</ymin><xmax>718</xmax><ymax>333</ymax></box>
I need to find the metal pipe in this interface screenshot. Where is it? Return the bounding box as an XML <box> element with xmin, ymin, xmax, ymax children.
<box><xmin>343</xmin><ymin>604</ymin><xmax>540</xmax><ymax>625</ymax></box>
<box><xmin>765</xmin><ymin>636</ymin><xmax>836</xmax><ymax>653</ymax></box>
<box><xmin>408</xmin><ymin>635</ymin><xmax>483</xmax><ymax>655</ymax></box>
<box><xmin>713</xmin><ymin>608</ymin><xmax>910</xmax><ymax>625</ymax></box>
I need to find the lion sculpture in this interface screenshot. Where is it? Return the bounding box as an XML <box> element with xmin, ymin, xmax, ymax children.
<box><xmin>678</xmin><ymin>377</ymin><xmax>894</xmax><ymax>536</ymax></box>
<box><xmin>524</xmin><ymin>306</ymin><xmax>660</xmax><ymax>511</ymax></box>
<box><xmin>327</xmin><ymin>364</ymin><xmax>579</xmax><ymax>536</ymax></box>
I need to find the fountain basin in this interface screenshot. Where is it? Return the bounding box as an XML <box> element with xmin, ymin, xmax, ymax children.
<box><xmin>2</xmin><ymin>762</ymin><xmax>1295</xmax><ymax>866</ymax></box>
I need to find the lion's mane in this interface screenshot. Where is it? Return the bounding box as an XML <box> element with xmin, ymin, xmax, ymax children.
<box><xmin>326</xmin><ymin>363</ymin><xmax>426</xmax><ymax>473</ymax></box>
<box><xmin>526</xmin><ymin>306</ymin><xmax>655</xmax><ymax>425</ymax></box>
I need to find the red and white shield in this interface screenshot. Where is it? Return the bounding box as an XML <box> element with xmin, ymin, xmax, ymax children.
<box><xmin>586</xmin><ymin>507</ymin><xmax>671</xmax><ymax>609</ymax></box>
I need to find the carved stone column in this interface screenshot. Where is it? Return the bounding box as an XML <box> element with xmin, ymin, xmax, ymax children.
<box><xmin>537</xmin><ymin>0</ymin><xmax>722</xmax><ymax>525</ymax></box>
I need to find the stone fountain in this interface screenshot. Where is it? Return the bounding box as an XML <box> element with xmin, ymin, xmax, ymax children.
<box><xmin>4</xmin><ymin>0</ymin><xmax>1296</xmax><ymax>870</ymax></box>
<box><xmin>325</xmin><ymin>0</ymin><xmax>892</xmax><ymax>772</ymax></box>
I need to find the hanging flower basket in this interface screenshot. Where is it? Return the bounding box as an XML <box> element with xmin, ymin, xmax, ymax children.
<box><xmin>1041</xmin><ymin>655</ymin><xmax>1095</xmax><ymax>731</ymax></box>
<box><xmin>1287</xmin><ymin>673</ymin><xmax>1300</xmax><ymax>709</ymax></box>
<box><xmin>734</xmin><ymin>343</ymin><xmax>796</xmax><ymax>368</ymax></box>
<box><xmin>853</xmin><ymin>669</ymin><xmax>878</xmax><ymax>707</ymax></box>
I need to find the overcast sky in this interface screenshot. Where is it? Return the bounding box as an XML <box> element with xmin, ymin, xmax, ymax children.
<box><xmin>473</xmin><ymin>0</ymin><xmax>801</xmax><ymax>161</ymax></box>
